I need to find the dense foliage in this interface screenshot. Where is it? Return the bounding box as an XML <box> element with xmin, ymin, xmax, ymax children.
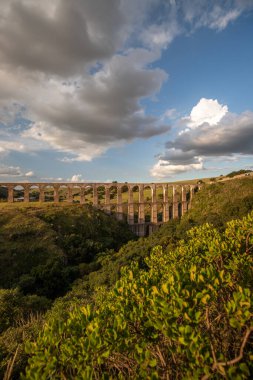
<box><xmin>0</xmin><ymin>289</ymin><xmax>47</xmax><ymax>378</ymax></box>
<box><xmin>24</xmin><ymin>213</ymin><xmax>253</xmax><ymax>379</ymax></box>
<box><xmin>0</xmin><ymin>204</ymin><xmax>134</xmax><ymax>298</ymax></box>
<box><xmin>0</xmin><ymin>204</ymin><xmax>134</xmax><ymax>378</ymax></box>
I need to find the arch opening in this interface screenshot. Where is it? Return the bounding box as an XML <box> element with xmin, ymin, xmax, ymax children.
<box><xmin>14</xmin><ymin>185</ymin><xmax>24</xmax><ymax>202</ymax></box>
<box><xmin>144</xmin><ymin>185</ymin><xmax>152</xmax><ymax>202</ymax></box>
<box><xmin>156</xmin><ymin>185</ymin><xmax>164</xmax><ymax>222</ymax></box>
<box><xmin>144</xmin><ymin>203</ymin><xmax>151</xmax><ymax>222</ymax></box>
<box><xmin>72</xmin><ymin>186</ymin><xmax>81</xmax><ymax>204</ymax></box>
<box><xmin>133</xmin><ymin>203</ymin><xmax>139</xmax><ymax>224</ymax></box>
<box><xmin>120</xmin><ymin>185</ymin><xmax>129</xmax><ymax>204</ymax></box>
<box><xmin>186</xmin><ymin>186</ymin><xmax>191</xmax><ymax>202</ymax></box>
<box><xmin>109</xmin><ymin>186</ymin><xmax>117</xmax><ymax>204</ymax></box>
<box><xmin>59</xmin><ymin>186</ymin><xmax>68</xmax><ymax>202</ymax></box>
<box><xmin>84</xmin><ymin>186</ymin><xmax>93</xmax><ymax>204</ymax></box>
<box><xmin>178</xmin><ymin>202</ymin><xmax>182</xmax><ymax>218</ymax></box>
<box><xmin>167</xmin><ymin>186</ymin><xmax>173</xmax><ymax>202</ymax></box>
<box><xmin>156</xmin><ymin>186</ymin><xmax>164</xmax><ymax>202</ymax></box>
<box><xmin>44</xmin><ymin>185</ymin><xmax>54</xmax><ymax>202</ymax></box>
<box><xmin>132</xmin><ymin>185</ymin><xmax>139</xmax><ymax>204</ymax></box>
<box><xmin>144</xmin><ymin>186</ymin><xmax>152</xmax><ymax>222</ymax></box>
<box><xmin>157</xmin><ymin>203</ymin><xmax>163</xmax><ymax>222</ymax></box>
<box><xmin>0</xmin><ymin>186</ymin><xmax>8</xmax><ymax>202</ymax></box>
<box><xmin>118</xmin><ymin>185</ymin><xmax>128</xmax><ymax>221</ymax></box>
<box><xmin>97</xmin><ymin>186</ymin><xmax>105</xmax><ymax>205</ymax></box>
<box><xmin>29</xmin><ymin>186</ymin><xmax>40</xmax><ymax>202</ymax></box>
<box><xmin>169</xmin><ymin>204</ymin><xmax>173</xmax><ymax>220</ymax></box>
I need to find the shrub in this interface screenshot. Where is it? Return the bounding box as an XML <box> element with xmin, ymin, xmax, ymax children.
<box><xmin>23</xmin><ymin>213</ymin><xmax>253</xmax><ymax>379</ymax></box>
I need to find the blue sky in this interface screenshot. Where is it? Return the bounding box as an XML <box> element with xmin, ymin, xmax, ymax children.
<box><xmin>0</xmin><ymin>0</ymin><xmax>253</xmax><ymax>183</ymax></box>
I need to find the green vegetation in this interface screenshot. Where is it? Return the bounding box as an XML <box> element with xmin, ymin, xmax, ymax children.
<box><xmin>24</xmin><ymin>215</ymin><xmax>253</xmax><ymax>379</ymax></box>
<box><xmin>0</xmin><ymin>177</ymin><xmax>253</xmax><ymax>378</ymax></box>
<box><xmin>0</xmin><ymin>203</ymin><xmax>134</xmax><ymax>297</ymax></box>
<box><xmin>183</xmin><ymin>178</ymin><xmax>253</xmax><ymax>228</ymax></box>
<box><xmin>226</xmin><ymin>169</ymin><xmax>252</xmax><ymax>178</ymax></box>
<box><xmin>0</xmin><ymin>203</ymin><xmax>135</xmax><ymax>378</ymax></box>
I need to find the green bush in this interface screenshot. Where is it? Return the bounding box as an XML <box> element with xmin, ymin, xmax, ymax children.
<box><xmin>0</xmin><ymin>315</ymin><xmax>44</xmax><ymax>380</ymax></box>
<box><xmin>24</xmin><ymin>213</ymin><xmax>253</xmax><ymax>379</ymax></box>
<box><xmin>0</xmin><ymin>289</ymin><xmax>50</xmax><ymax>334</ymax></box>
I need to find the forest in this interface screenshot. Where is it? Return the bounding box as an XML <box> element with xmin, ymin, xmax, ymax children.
<box><xmin>0</xmin><ymin>177</ymin><xmax>253</xmax><ymax>379</ymax></box>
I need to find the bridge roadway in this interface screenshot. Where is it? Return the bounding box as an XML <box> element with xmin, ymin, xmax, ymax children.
<box><xmin>0</xmin><ymin>182</ymin><xmax>199</xmax><ymax>236</ymax></box>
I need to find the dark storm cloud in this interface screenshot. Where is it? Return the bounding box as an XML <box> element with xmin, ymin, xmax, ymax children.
<box><xmin>0</xmin><ymin>0</ymin><xmax>126</xmax><ymax>76</ymax></box>
<box><xmin>151</xmin><ymin>110</ymin><xmax>253</xmax><ymax>178</ymax></box>
<box><xmin>167</xmin><ymin>113</ymin><xmax>253</xmax><ymax>158</ymax></box>
<box><xmin>160</xmin><ymin>149</ymin><xmax>200</xmax><ymax>165</ymax></box>
<box><xmin>151</xmin><ymin>103</ymin><xmax>253</xmax><ymax>177</ymax></box>
<box><xmin>29</xmin><ymin>49</ymin><xmax>170</xmax><ymax>146</ymax></box>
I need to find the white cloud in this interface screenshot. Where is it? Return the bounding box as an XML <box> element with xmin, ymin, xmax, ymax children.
<box><xmin>187</xmin><ymin>98</ymin><xmax>228</xmax><ymax>128</ymax></box>
<box><xmin>208</xmin><ymin>8</ymin><xmax>241</xmax><ymax>31</ymax></box>
<box><xmin>41</xmin><ymin>177</ymin><xmax>64</xmax><ymax>182</ymax></box>
<box><xmin>0</xmin><ymin>134</ymin><xmax>48</xmax><ymax>158</ymax></box>
<box><xmin>163</xmin><ymin>108</ymin><xmax>177</xmax><ymax>119</ymax></box>
<box><xmin>0</xmin><ymin>165</ymin><xmax>36</xmax><ymax>180</ymax></box>
<box><xmin>181</xmin><ymin>1</ymin><xmax>249</xmax><ymax>31</ymax></box>
<box><xmin>141</xmin><ymin>1</ymin><xmax>252</xmax><ymax>50</ymax></box>
<box><xmin>22</xmin><ymin>122</ymin><xmax>110</xmax><ymax>161</ymax></box>
<box><xmin>25</xmin><ymin>171</ymin><xmax>34</xmax><ymax>177</ymax></box>
<box><xmin>141</xmin><ymin>21</ymin><xmax>181</xmax><ymax>49</ymax></box>
<box><xmin>0</xmin><ymin>140</ymin><xmax>27</xmax><ymax>154</ymax></box>
<box><xmin>0</xmin><ymin>165</ymin><xmax>22</xmax><ymax>177</ymax></box>
<box><xmin>69</xmin><ymin>174</ymin><xmax>85</xmax><ymax>182</ymax></box>
<box><xmin>150</xmin><ymin>158</ymin><xmax>203</xmax><ymax>178</ymax></box>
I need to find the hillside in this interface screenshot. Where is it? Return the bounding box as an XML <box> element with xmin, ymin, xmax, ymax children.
<box><xmin>24</xmin><ymin>213</ymin><xmax>253</xmax><ymax>379</ymax></box>
<box><xmin>72</xmin><ymin>177</ymin><xmax>253</xmax><ymax>294</ymax></box>
<box><xmin>0</xmin><ymin>204</ymin><xmax>135</xmax><ymax>298</ymax></box>
<box><xmin>1</xmin><ymin>177</ymin><xmax>253</xmax><ymax>379</ymax></box>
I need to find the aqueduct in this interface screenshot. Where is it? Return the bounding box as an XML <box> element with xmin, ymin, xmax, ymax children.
<box><xmin>0</xmin><ymin>183</ymin><xmax>199</xmax><ymax>236</ymax></box>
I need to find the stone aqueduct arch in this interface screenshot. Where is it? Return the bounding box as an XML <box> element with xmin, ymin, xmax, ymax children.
<box><xmin>0</xmin><ymin>183</ymin><xmax>199</xmax><ymax>236</ymax></box>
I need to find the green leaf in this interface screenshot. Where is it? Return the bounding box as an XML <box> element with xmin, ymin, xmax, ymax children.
<box><xmin>149</xmin><ymin>358</ymin><xmax>157</xmax><ymax>367</ymax></box>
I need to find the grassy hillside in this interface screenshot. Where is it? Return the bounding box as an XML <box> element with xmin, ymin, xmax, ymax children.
<box><xmin>0</xmin><ymin>203</ymin><xmax>135</xmax><ymax>378</ymax></box>
<box><xmin>0</xmin><ymin>203</ymin><xmax>135</xmax><ymax>297</ymax></box>
<box><xmin>187</xmin><ymin>177</ymin><xmax>253</xmax><ymax>226</ymax></box>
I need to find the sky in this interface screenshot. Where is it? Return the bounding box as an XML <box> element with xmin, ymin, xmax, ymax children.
<box><xmin>0</xmin><ymin>0</ymin><xmax>253</xmax><ymax>183</ymax></box>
